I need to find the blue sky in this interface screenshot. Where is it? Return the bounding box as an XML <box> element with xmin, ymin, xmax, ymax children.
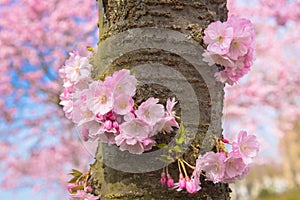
<box><xmin>0</xmin><ymin>188</ymin><xmax>65</xmax><ymax>200</ymax></box>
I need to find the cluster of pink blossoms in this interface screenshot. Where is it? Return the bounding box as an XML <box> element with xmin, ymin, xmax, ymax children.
<box><xmin>59</xmin><ymin>52</ymin><xmax>179</xmax><ymax>154</ymax></box>
<box><xmin>203</xmin><ymin>16</ymin><xmax>255</xmax><ymax>85</ymax></box>
<box><xmin>166</xmin><ymin>131</ymin><xmax>259</xmax><ymax>194</ymax></box>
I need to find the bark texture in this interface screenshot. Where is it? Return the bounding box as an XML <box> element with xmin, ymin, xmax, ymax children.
<box><xmin>89</xmin><ymin>0</ymin><xmax>230</xmax><ymax>199</ymax></box>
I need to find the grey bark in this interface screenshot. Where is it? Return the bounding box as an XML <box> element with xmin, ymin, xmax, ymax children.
<box><xmin>89</xmin><ymin>0</ymin><xmax>230</xmax><ymax>199</ymax></box>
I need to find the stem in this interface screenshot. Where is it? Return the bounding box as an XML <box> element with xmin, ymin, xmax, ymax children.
<box><xmin>191</xmin><ymin>144</ymin><xmax>199</xmax><ymax>152</ymax></box>
<box><xmin>179</xmin><ymin>159</ymin><xmax>189</xmax><ymax>178</ymax></box>
<box><xmin>181</xmin><ymin>159</ymin><xmax>195</xmax><ymax>170</ymax></box>
<box><xmin>177</xmin><ymin>159</ymin><xmax>182</xmax><ymax>174</ymax></box>
<box><xmin>84</xmin><ymin>170</ymin><xmax>90</xmax><ymax>188</ymax></box>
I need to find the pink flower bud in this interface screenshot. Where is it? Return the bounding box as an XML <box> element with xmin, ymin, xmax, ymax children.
<box><xmin>186</xmin><ymin>178</ymin><xmax>197</xmax><ymax>194</ymax></box>
<box><xmin>167</xmin><ymin>174</ymin><xmax>174</xmax><ymax>188</ymax></box>
<box><xmin>104</xmin><ymin>120</ymin><xmax>112</xmax><ymax>130</ymax></box>
<box><xmin>113</xmin><ymin>121</ymin><xmax>119</xmax><ymax>129</ymax></box>
<box><xmin>85</xmin><ymin>186</ymin><xmax>93</xmax><ymax>192</ymax></box>
<box><xmin>222</xmin><ymin>138</ymin><xmax>230</xmax><ymax>143</ymax></box>
<box><xmin>160</xmin><ymin>172</ymin><xmax>167</xmax><ymax>186</ymax></box>
<box><xmin>178</xmin><ymin>174</ymin><xmax>186</xmax><ymax>189</ymax></box>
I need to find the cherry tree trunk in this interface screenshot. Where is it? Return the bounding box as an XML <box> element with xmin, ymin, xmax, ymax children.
<box><xmin>89</xmin><ymin>0</ymin><xmax>230</xmax><ymax>199</ymax></box>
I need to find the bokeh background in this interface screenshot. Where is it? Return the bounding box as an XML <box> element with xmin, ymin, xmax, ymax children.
<box><xmin>0</xmin><ymin>0</ymin><xmax>299</xmax><ymax>199</ymax></box>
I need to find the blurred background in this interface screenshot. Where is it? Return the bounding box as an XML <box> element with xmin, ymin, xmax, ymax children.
<box><xmin>0</xmin><ymin>0</ymin><xmax>299</xmax><ymax>199</ymax></box>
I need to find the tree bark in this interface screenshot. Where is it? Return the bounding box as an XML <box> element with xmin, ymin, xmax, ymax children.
<box><xmin>89</xmin><ymin>0</ymin><xmax>230</xmax><ymax>199</ymax></box>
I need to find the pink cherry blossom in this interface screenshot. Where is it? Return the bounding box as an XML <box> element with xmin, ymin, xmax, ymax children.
<box><xmin>214</xmin><ymin>61</ymin><xmax>251</xmax><ymax>85</ymax></box>
<box><xmin>119</xmin><ymin>118</ymin><xmax>151</xmax><ymax>138</ymax></box>
<box><xmin>59</xmin><ymin>90</ymin><xmax>74</xmax><ymax>119</ymax></box>
<box><xmin>136</xmin><ymin>97</ymin><xmax>164</xmax><ymax>126</ymax></box>
<box><xmin>115</xmin><ymin>118</ymin><xmax>151</xmax><ymax>154</ymax></box>
<box><xmin>166</xmin><ymin>97</ymin><xmax>177</xmax><ymax>116</ymax></box>
<box><xmin>64</xmin><ymin>52</ymin><xmax>91</xmax><ymax>85</ymax></box>
<box><xmin>116</xmin><ymin>139</ymin><xmax>145</xmax><ymax>154</ymax></box>
<box><xmin>98</xmin><ymin>131</ymin><xmax>117</xmax><ymax>145</ymax></box>
<box><xmin>199</xmin><ymin>152</ymin><xmax>226</xmax><ymax>184</ymax></box>
<box><xmin>162</xmin><ymin>115</ymin><xmax>179</xmax><ymax>133</ymax></box>
<box><xmin>232</xmin><ymin>131</ymin><xmax>260</xmax><ymax>164</ymax></box>
<box><xmin>105</xmin><ymin>69</ymin><xmax>137</xmax><ymax>97</ymax></box>
<box><xmin>79</xmin><ymin>121</ymin><xmax>102</xmax><ymax>141</ymax></box>
<box><xmin>227</xmin><ymin>16</ymin><xmax>255</xmax><ymax>60</ymax></box>
<box><xmin>113</xmin><ymin>94</ymin><xmax>134</xmax><ymax>115</ymax></box>
<box><xmin>203</xmin><ymin>16</ymin><xmax>255</xmax><ymax>85</ymax></box>
<box><xmin>203</xmin><ymin>21</ymin><xmax>233</xmax><ymax>55</ymax></box>
<box><xmin>72</xmin><ymin>89</ymin><xmax>95</xmax><ymax>125</ymax></box>
<box><xmin>162</xmin><ymin>98</ymin><xmax>179</xmax><ymax>132</ymax></box>
<box><xmin>59</xmin><ymin>68</ymin><xmax>179</xmax><ymax>153</ymax></box>
<box><xmin>141</xmin><ymin>138</ymin><xmax>155</xmax><ymax>151</ymax></box>
<box><xmin>202</xmin><ymin>51</ymin><xmax>235</xmax><ymax>67</ymax></box>
<box><xmin>237</xmin><ymin>165</ymin><xmax>250</xmax><ymax>180</ymax></box>
<box><xmin>123</xmin><ymin>111</ymin><xmax>135</xmax><ymax>122</ymax></box>
<box><xmin>73</xmin><ymin>103</ymin><xmax>94</xmax><ymax>125</ymax></box>
<box><xmin>87</xmin><ymin>81</ymin><xmax>113</xmax><ymax>115</ymax></box>
<box><xmin>185</xmin><ymin>177</ymin><xmax>201</xmax><ymax>194</ymax></box>
<box><xmin>152</xmin><ymin>118</ymin><xmax>166</xmax><ymax>135</ymax></box>
<box><xmin>223</xmin><ymin>152</ymin><xmax>247</xmax><ymax>180</ymax></box>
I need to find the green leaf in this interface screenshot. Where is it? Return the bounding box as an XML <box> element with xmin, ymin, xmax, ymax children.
<box><xmin>175</xmin><ymin>122</ymin><xmax>185</xmax><ymax>144</ymax></box>
<box><xmin>70</xmin><ymin>169</ymin><xmax>82</xmax><ymax>177</ymax></box>
<box><xmin>156</xmin><ymin>143</ymin><xmax>167</xmax><ymax>149</ymax></box>
<box><xmin>68</xmin><ymin>176</ymin><xmax>79</xmax><ymax>184</ymax></box>
<box><xmin>70</xmin><ymin>185</ymin><xmax>85</xmax><ymax>192</ymax></box>
<box><xmin>173</xmin><ymin>145</ymin><xmax>183</xmax><ymax>153</ymax></box>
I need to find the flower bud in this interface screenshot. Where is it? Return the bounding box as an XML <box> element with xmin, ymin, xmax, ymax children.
<box><xmin>178</xmin><ymin>173</ymin><xmax>186</xmax><ymax>189</ymax></box>
<box><xmin>186</xmin><ymin>178</ymin><xmax>197</xmax><ymax>194</ymax></box>
<box><xmin>104</xmin><ymin>120</ymin><xmax>112</xmax><ymax>130</ymax></box>
<box><xmin>222</xmin><ymin>138</ymin><xmax>230</xmax><ymax>143</ymax></box>
<box><xmin>113</xmin><ymin>121</ymin><xmax>119</xmax><ymax>129</ymax></box>
<box><xmin>160</xmin><ymin>172</ymin><xmax>167</xmax><ymax>186</ymax></box>
<box><xmin>167</xmin><ymin>174</ymin><xmax>174</xmax><ymax>188</ymax></box>
<box><xmin>85</xmin><ymin>186</ymin><xmax>93</xmax><ymax>192</ymax></box>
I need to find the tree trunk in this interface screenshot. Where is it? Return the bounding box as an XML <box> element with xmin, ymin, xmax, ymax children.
<box><xmin>89</xmin><ymin>0</ymin><xmax>230</xmax><ymax>199</ymax></box>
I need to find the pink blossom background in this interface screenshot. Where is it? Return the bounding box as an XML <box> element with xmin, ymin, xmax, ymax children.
<box><xmin>0</xmin><ymin>0</ymin><xmax>98</xmax><ymax>199</ymax></box>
